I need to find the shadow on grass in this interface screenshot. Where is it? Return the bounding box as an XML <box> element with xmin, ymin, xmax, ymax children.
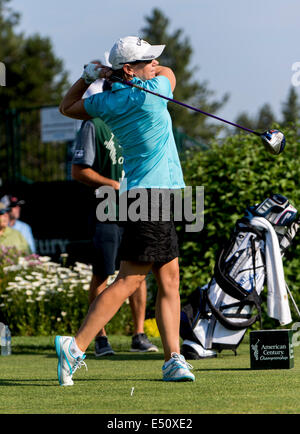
<box><xmin>11</xmin><ymin>344</ymin><xmax>54</xmax><ymax>356</ymax></box>
<box><xmin>9</xmin><ymin>347</ymin><xmax>165</xmax><ymax>361</ymax></box>
<box><xmin>194</xmin><ymin>368</ymin><xmax>251</xmax><ymax>371</ymax></box>
<box><xmin>0</xmin><ymin>376</ymin><xmax>166</xmax><ymax>387</ymax></box>
<box><xmin>84</xmin><ymin>353</ymin><xmax>164</xmax><ymax>361</ymax></box>
<box><xmin>0</xmin><ymin>378</ymin><xmax>57</xmax><ymax>387</ymax></box>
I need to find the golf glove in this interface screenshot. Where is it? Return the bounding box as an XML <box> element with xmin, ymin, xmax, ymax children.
<box><xmin>81</xmin><ymin>63</ymin><xmax>101</xmax><ymax>85</ymax></box>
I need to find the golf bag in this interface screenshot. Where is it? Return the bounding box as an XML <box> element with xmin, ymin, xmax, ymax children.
<box><xmin>180</xmin><ymin>194</ymin><xmax>299</xmax><ymax>359</ymax></box>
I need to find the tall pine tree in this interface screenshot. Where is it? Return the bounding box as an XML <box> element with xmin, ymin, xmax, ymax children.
<box><xmin>234</xmin><ymin>103</ymin><xmax>277</xmax><ymax>134</ymax></box>
<box><xmin>256</xmin><ymin>103</ymin><xmax>276</xmax><ymax>131</ymax></box>
<box><xmin>0</xmin><ymin>0</ymin><xmax>69</xmax><ymax>110</ymax></box>
<box><xmin>281</xmin><ymin>86</ymin><xmax>300</xmax><ymax>126</ymax></box>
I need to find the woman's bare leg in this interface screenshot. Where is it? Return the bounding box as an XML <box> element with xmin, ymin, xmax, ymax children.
<box><xmin>129</xmin><ymin>279</ymin><xmax>147</xmax><ymax>335</ymax></box>
<box><xmin>152</xmin><ymin>257</ymin><xmax>181</xmax><ymax>361</ymax></box>
<box><xmin>75</xmin><ymin>261</ymin><xmax>152</xmax><ymax>352</ymax></box>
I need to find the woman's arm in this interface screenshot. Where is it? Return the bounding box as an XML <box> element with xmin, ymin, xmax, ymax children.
<box><xmin>59</xmin><ymin>78</ymin><xmax>92</xmax><ymax>120</ymax></box>
<box><xmin>154</xmin><ymin>66</ymin><xmax>176</xmax><ymax>92</ymax></box>
<box><xmin>59</xmin><ymin>63</ymin><xmax>112</xmax><ymax>120</ymax></box>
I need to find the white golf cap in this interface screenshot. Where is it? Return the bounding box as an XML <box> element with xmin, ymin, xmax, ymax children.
<box><xmin>108</xmin><ymin>36</ymin><xmax>165</xmax><ymax>70</ymax></box>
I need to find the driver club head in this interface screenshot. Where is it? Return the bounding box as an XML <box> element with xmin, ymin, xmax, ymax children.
<box><xmin>260</xmin><ymin>129</ymin><xmax>286</xmax><ymax>155</ymax></box>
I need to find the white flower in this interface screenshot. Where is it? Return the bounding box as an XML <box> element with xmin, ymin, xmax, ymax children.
<box><xmin>58</xmin><ymin>275</ymin><xmax>68</xmax><ymax>281</ymax></box>
<box><xmin>42</xmin><ymin>278</ymin><xmax>54</xmax><ymax>283</ymax></box>
<box><xmin>15</xmin><ymin>276</ymin><xmax>24</xmax><ymax>282</ymax></box>
<box><xmin>15</xmin><ymin>281</ymin><xmax>27</xmax><ymax>286</ymax></box>
<box><xmin>39</xmin><ymin>256</ymin><xmax>52</xmax><ymax>262</ymax></box>
<box><xmin>5</xmin><ymin>285</ymin><xmax>17</xmax><ymax>291</ymax></box>
<box><xmin>76</xmin><ymin>270</ymin><xmax>92</xmax><ymax>277</ymax></box>
<box><xmin>57</xmin><ymin>267</ymin><xmax>70</xmax><ymax>273</ymax></box>
<box><xmin>3</xmin><ymin>265</ymin><xmax>22</xmax><ymax>272</ymax></box>
<box><xmin>38</xmin><ymin>285</ymin><xmax>48</xmax><ymax>292</ymax></box>
<box><xmin>83</xmin><ymin>284</ymin><xmax>90</xmax><ymax>291</ymax></box>
<box><xmin>61</xmin><ymin>311</ymin><xmax>67</xmax><ymax>317</ymax></box>
<box><xmin>26</xmin><ymin>290</ymin><xmax>33</xmax><ymax>296</ymax></box>
<box><xmin>25</xmin><ymin>275</ymin><xmax>34</xmax><ymax>280</ymax></box>
<box><xmin>74</xmin><ymin>262</ymin><xmax>88</xmax><ymax>268</ymax></box>
<box><xmin>31</xmin><ymin>272</ymin><xmax>43</xmax><ymax>277</ymax></box>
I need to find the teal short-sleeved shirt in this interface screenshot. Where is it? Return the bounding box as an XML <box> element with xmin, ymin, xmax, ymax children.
<box><xmin>84</xmin><ymin>76</ymin><xmax>185</xmax><ymax>194</ymax></box>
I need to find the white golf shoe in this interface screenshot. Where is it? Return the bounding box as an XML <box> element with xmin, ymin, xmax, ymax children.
<box><xmin>162</xmin><ymin>352</ymin><xmax>195</xmax><ymax>382</ymax></box>
<box><xmin>55</xmin><ymin>336</ymin><xmax>87</xmax><ymax>386</ymax></box>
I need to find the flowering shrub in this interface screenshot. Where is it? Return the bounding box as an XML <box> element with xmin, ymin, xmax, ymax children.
<box><xmin>0</xmin><ymin>246</ymin><xmax>30</xmax><ymax>277</ymax></box>
<box><xmin>0</xmin><ymin>253</ymin><xmax>133</xmax><ymax>336</ymax></box>
<box><xmin>144</xmin><ymin>318</ymin><xmax>160</xmax><ymax>338</ymax></box>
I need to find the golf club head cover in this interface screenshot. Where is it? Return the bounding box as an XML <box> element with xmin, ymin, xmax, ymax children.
<box><xmin>251</xmin><ymin>194</ymin><xmax>299</xmax><ymax>254</ymax></box>
<box><xmin>277</xmin><ymin>218</ymin><xmax>300</xmax><ymax>254</ymax></box>
<box><xmin>253</xmin><ymin>194</ymin><xmax>297</xmax><ymax>226</ymax></box>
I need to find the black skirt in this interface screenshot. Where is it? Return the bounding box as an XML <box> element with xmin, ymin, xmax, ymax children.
<box><xmin>118</xmin><ymin>189</ymin><xmax>179</xmax><ymax>264</ymax></box>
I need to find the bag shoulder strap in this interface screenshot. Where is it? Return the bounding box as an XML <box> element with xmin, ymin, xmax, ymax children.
<box><xmin>214</xmin><ymin>219</ymin><xmax>264</xmax><ymax>301</ymax></box>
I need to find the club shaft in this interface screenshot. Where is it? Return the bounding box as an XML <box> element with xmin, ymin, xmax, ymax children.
<box><xmin>114</xmin><ymin>77</ymin><xmax>260</xmax><ymax>136</ymax></box>
<box><xmin>286</xmin><ymin>284</ymin><xmax>300</xmax><ymax>319</ymax></box>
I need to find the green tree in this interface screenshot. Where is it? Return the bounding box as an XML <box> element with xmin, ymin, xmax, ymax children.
<box><xmin>281</xmin><ymin>86</ymin><xmax>300</xmax><ymax>126</ymax></box>
<box><xmin>256</xmin><ymin>103</ymin><xmax>276</xmax><ymax>131</ymax></box>
<box><xmin>0</xmin><ymin>0</ymin><xmax>70</xmax><ymax>184</ymax></box>
<box><xmin>234</xmin><ymin>111</ymin><xmax>256</xmax><ymax>133</ymax></box>
<box><xmin>0</xmin><ymin>0</ymin><xmax>69</xmax><ymax>109</ymax></box>
<box><xmin>140</xmin><ymin>8</ymin><xmax>229</xmax><ymax>143</ymax></box>
<box><xmin>234</xmin><ymin>103</ymin><xmax>277</xmax><ymax>135</ymax></box>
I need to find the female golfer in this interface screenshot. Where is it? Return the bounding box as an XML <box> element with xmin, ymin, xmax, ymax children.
<box><xmin>55</xmin><ymin>36</ymin><xmax>195</xmax><ymax>385</ymax></box>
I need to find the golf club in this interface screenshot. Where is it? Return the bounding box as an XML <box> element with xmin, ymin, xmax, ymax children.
<box><xmin>286</xmin><ymin>283</ymin><xmax>300</xmax><ymax>319</ymax></box>
<box><xmin>110</xmin><ymin>75</ymin><xmax>286</xmax><ymax>155</ymax></box>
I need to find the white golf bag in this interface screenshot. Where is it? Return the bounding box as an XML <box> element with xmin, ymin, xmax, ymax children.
<box><xmin>180</xmin><ymin>194</ymin><xmax>299</xmax><ymax>359</ymax></box>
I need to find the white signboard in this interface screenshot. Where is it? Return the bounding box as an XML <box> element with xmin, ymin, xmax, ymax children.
<box><xmin>41</xmin><ymin>107</ymin><xmax>81</xmax><ymax>143</ymax></box>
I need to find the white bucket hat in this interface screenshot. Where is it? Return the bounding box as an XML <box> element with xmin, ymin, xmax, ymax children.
<box><xmin>109</xmin><ymin>36</ymin><xmax>165</xmax><ymax>70</ymax></box>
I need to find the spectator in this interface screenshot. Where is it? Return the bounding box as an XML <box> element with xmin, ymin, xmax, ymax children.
<box><xmin>1</xmin><ymin>195</ymin><xmax>36</xmax><ymax>253</ymax></box>
<box><xmin>0</xmin><ymin>202</ymin><xmax>31</xmax><ymax>254</ymax></box>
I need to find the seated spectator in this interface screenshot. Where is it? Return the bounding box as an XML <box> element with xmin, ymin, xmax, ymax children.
<box><xmin>1</xmin><ymin>195</ymin><xmax>36</xmax><ymax>253</ymax></box>
<box><xmin>0</xmin><ymin>202</ymin><xmax>31</xmax><ymax>254</ymax></box>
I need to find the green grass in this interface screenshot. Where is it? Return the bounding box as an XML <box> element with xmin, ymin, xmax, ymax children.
<box><xmin>0</xmin><ymin>335</ymin><xmax>300</xmax><ymax>414</ymax></box>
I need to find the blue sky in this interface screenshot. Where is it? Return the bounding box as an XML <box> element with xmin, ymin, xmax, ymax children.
<box><xmin>10</xmin><ymin>0</ymin><xmax>300</xmax><ymax>126</ymax></box>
